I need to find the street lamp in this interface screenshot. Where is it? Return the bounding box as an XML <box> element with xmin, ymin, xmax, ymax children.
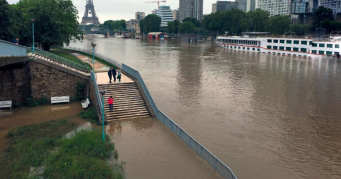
<box><xmin>91</xmin><ymin>42</ymin><xmax>97</xmax><ymax>74</ymax></box>
<box><xmin>31</xmin><ymin>18</ymin><xmax>35</xmax><ymax>53</ymax></box>
<box><xmin>99</xmin><ymin>89</ymin><xmax>107</xmax><ymax>142</ymax></box>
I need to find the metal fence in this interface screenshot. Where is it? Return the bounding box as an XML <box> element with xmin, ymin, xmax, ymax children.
<box><xmin>0</xmin><ymin>39</ymin><xmax>27</xmax><ymax>56</ymax></box>
<box><xmin>122</xmin><ymin>64</ymin><xmax>237</xmax><ymax>179</ymax></box>
<box><xmin>67</xmin><ymin>48</ymin><xmax>238</xmax><ymax>179</ymax></box>
<box><xmin>90</xmin><ymin>70</ymin><xmax>104</xmax><ymax>123</ymax></box>
<box><xmin>26</xmin><ymin>47</ymin><xmax>90</xmax><ymax>73</ymax></box>
<box><xmin>64</xmin><ymin>46</ymin><xmax>122</xmax><ymax>68</ymax></box>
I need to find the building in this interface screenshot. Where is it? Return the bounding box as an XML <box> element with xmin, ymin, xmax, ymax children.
<box><xmin>246</xmin><ymin>0</ymin><xmax>256</xmax><ymax>12</ymax></box>
<box><xmin>236</xmin><ymin>0</ymin><xmax>247</xmax><ymax>12</ymax></box>
<box><xmin>310</xmin><ymin>0</ymin><xmax>319</xmax><ymax>13</ymax></box>
<box><xmin>291</xmin><ymin>0</ymin><xmax>310</xmax><ymax>14</ymax></box>
<box><xmin>135</xmin><ymin>12</ymin><xmax>145</xmax><ymax>20</ymax></box>
<box><xmin>126</xmin><ymin>19</ymin><xmax>141</xmax><ymax>33</ymax></box>
<box><xmin>172</xmin><ymin>9</ymin><xmax>180</xmax><ymax>20</ymax></box>
<box><xmin>256</xmin><ymin>0</ymin><xmax>291</xmax><ymax>16</ymax></box>
<box><xmin>152</xmin><ymin>9</ymin><xmax>157</xmax><ymax>14</ymax></box>
<box><xmin>212</xmin><ymin>3</ymin><xmax>217</xmax><ymax>13</ymax></box>
<box><xmin>213</xmin><ymin>1</ymin><xmax>239</xmax><ymax>13</ymax></box>
<box><xmin>179</xmin><ymin>0</ymin><xmax>204</xmax><ymax>21</ymax></box>
<box><xmin>156</xmin><ymin>6</ymin><xmax>174</xmax><ymax>27</ymax></box>
<box><xmin>319</xmin><ymin>0</ymin><xmax>341</xmax><ymax>14</ymax></box>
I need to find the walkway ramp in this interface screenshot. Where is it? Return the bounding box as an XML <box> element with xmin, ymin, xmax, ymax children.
<box><xmin>98</xmin><ymin>82</ymin><xmax>151</xmax><ymax>121</ymax></box>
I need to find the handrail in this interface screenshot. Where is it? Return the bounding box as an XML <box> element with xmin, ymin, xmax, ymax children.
<box><xmin>63</xmin><ymin>46</ymin><xmax>122</xmax><ymax>68</ymax></box>
<box><xmin>0</xmin><ymin>39</ymin><xmax>27</xmax><ymax>56</ymax></box>
<box><xmin>26</xmin><ymin>47</ymin><xmax>90</xmax><ymax>73</ymax></box>
<box><xmin>62</xmin><ymin>47</ymin><xmax>238</xmax><ymax>179</ymax></box>
<box><xmin>90</xmin><ymin>70</ymin><xmax>104</xmax><ymax>123</ymax></box>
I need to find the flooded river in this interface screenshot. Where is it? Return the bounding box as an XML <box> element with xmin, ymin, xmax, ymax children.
<box><xmin>70</xmin><ymin>36</ymin><xmax>341</xmax><ymax>179</ymax></box>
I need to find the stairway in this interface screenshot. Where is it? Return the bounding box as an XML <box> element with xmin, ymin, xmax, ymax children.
<box><xmin>98</xmin><ymin>82</ymin><xmax>151</xmax><ymax>121</ymax></box>
<box><xmin>27</xmin><ymin>53</ymin><xmax>89</xmax><ymax>75</ymax></box>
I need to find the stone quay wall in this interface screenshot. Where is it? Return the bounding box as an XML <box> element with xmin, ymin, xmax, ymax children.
<box><xmin>0</xmin><ymin>60</ymin><xmax>88</xmax><ymax>105</ymax></box>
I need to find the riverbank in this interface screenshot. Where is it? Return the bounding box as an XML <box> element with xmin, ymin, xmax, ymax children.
<box><xmin>0</xmin><ymin>103</ymin><xmax>124</xmax><ymax>178</ymax></box>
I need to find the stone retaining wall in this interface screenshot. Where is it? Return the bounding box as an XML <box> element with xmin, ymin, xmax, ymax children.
<box><xmin>0</xmin><ymin>60</ymin><xmax>88</xmax><ymax>105</ymax></box>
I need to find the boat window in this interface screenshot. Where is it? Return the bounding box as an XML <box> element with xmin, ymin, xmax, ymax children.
<box><xmin>238</xmin><ymin>47</ymin><xmax>241</xmax><ymax>49</ymax></box>
<box><xmin>301</xmin><ymin>41</ymin><xmax>307</xmax><ymax>45</ymax></box>
<box><xmin>267</xmin><ymin>39</ymin><xmax>272</xmax><ymax>43</ymax></box>
<box><xmin>319</xmin><ymin>43</ymin><xmax>325</xmax><ymax>47</ymax></box>
<box><xmin>257</xmin><ymin>49</ymin><xmax>260</xmax><ymax>51</ymax></box>
<box><xmin>293</xmin><ymin>47</ymin><xmax>299</xmax><ymax>51</ymax></box>
<box><xmin>252</xmin><ymin>48</ymin><xmax>255</xmax><ymax>51</ymax></box>
<box><xmin>327</xmin><ymin>44</ymin><xmax>333</xmax><ymax>48</ymax></box>
<box><xmin>294</xmin><ymin>40</ymin><xmax>299</xmax><ymax>44</ymax></box>
<box><xmin>286</xmin><ymin>47</ymin><xmax>291</xmax><ymax>51</ymax></box>
<box><xmin>279</xmin><ymin>46</ymin><xmax>285</xmax><ymax>50</ymax></box>
<box><xmin>326</xmin><ymin>51</ymin><xmax>332</xmax><ymax>55</ymax></box>
<box><xmin>286</xmin><ymin>40</ymin><xmax>292</xmax><ymax>44</ymax></box>
<box><xmin>301</xmin><ymin>48</ymin><xmax>307</xmax><ymax>52</ymax></box>
<box><xmin>247</xmin><ymin>48</ymin><xmax>250</xmax><ymax>50</ymax></box>
<box><xmin>267</xmin><ymin>45</ymin><xmax>272</xmax><ymax>49</ymax></box>
<box><xmin>274</xmin><ymin>40</ymin><xmax>278</xmax><ymax>43</ymax></box>
<box><xmin>280</xmin><ymin>40</ymin><xmax>285</xmax><ymax>43</ymax></box>
<box><xmin>312</xmin><ymin>50</ymin><xmax>317</xmax><ymax>54</ymax></box>
<box><xmin>312</xmin><ymin>43</ymin><xmax>317</xmax><ymax>47</ymax></box>
<box><xmin>319</xmin><ymin>50</ymin><xmax>324</xmax><ymax>55</ymax></box>
<box><xmin>243</xmin><ymin>47</ymin><xmax>245</xmax><ymax>49</ymax></box>
<box><xmin>336</xmin><ymin>44</ymin><xmax>339</xmax><ymax>48</ymax></box>
<box><xmin>309</xmin><ymin>41</ymin><xmax>312</xmax><ymax>45</ymax></box>
<box><xmin>273</xmin><ymin>46</ymin><xmax>278</xmax><ymax>50</ymax></box>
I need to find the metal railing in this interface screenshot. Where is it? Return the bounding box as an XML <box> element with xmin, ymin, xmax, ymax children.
<box><xmin>90</xmin><ymin>70</ymin><xmax>104</xmax><ymax>123</ymax></box>
<box><xmin>0</xmin><ymin>39</ymin><xmax>27</xmax><ymax>56</ymax></box>
<box><xmin>64</xmin><ymin>48</ymin><xmax>238</xmax><ymax>179</ymax></box>
<box><xmin>122</xmin><ymin>64</ymin><xmax>237</xmax><ymax>179</ymax></box>
<box><xmin>26</xmin><ymin>47</ymin><xmax>90</xmax><ymax>73</ymax></box>
<box><xmin>64</xmin><ymin>46</ymin><xmax>122</xmax><ymax>68</ymax></box>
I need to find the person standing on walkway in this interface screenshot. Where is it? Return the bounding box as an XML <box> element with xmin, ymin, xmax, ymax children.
<box><xmin>108</xmin><ymin>68</ymin><xmax>112</xmax><ymax>83</ymax></box>
<box><xmin>108</xmin><ymin>96</ymin><xmax>114</xmax><ymax>111</ymax></box>
<box><xmin>13</xmin><ymin>37</ymin><xmax>19</xmax><ymax>45</ymax></box>
<box><xmin>112</xmin><ymin>67</ymin><xmax>117</xmax><ymax>82</ymax></box>
<box><xmin>117</xmin><ymin>68</ymin><xmax>122</xmax><ymax>82</ymax></box>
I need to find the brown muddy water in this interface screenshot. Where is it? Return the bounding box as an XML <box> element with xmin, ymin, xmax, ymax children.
<box><xmin>70</xmin><ymin>36</ymin><xmax>341</xmax><ymax>179</ymax></box>
<box><xmin>0</xmin><ymin>103</ymin><xmax>86</xmax><ymax>154</ymax></box>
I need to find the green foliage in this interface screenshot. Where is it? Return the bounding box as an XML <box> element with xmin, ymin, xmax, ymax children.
<box><xmin>290</xmin><ymin>24</ymin><xmax>310</xmax><ymax>35</ymax></box>
<box><xmin>50</xmin><ymin>50</ymin><xmax>92</xmax><ymax>69</ymax></box>
<box><xmin>139</xmin><ymin>19</ymin><xmax>145</xmax><ymax>34</ymax></box>
<box><xmin>167</xmin><ymin>20</ymin><xmax>181</xmax><ymax>34</ymax></box>
<box><xmin>79</xmin><ymin>106</ymin><xmax>106</xmax><ymax>126</ymax></box>
<box><xmin>179</xmin><ymin>21</ymin><xmax>195</xmax><ymax>33</ymax></box>
<box><xmin>76</xmin><ymin>82</ymin><xmax>86</xmax><ymax>101</ymax></box>
<box><xmin>1</xmin><ymin>120</ymin><xmax>124</xmax><ymax>179</ymax></box>
<box><xmin>313</xmin><ymin>6</ymin><xmax>334</xmax><ymax>28</ymax></box>
<box><xmin>141</xmin><ymin>14</ymin><xmax>161</xmax><ymax>34</ymax></box>
<box><xmin>43</xmin><ymin>130</ymin><xmax>123</xmax><ymax>179</ymax></box>
<box><xmin>25</xmin><ymin>97</ymin><xmax>48</xmax><ymax>106</ymax></box>
<box><xmin>103</xmin><ymin>20</ymin><xmax>126</xmax><ymax>31</ymax></box>
<box><xmin>167</xmin><ymin>21</ymin><xmax>174</xmax><ymax>34</ymax></box>
<box><xmin>182</xmin><ymin>17</ymin><xmax>201</xmax><ymax>27</ymax></box>
<box><xmin>321</xmin><ymin>20</ymin><xmax>341</xmax><ymax>34</ymax></box>
<box><xmin>266</xmin><ymin>15</ymin><xmax>291</xmax><ymax>35</ymax></box>
<box><xmin>243</xmin><ymin>9</ymin><xmax>269</xmax><ymax>32</ymax></box>
<box><xmin>3</xmin><ymin>0</ymin><xmax>81</xmax><ymax>50</ymax></box>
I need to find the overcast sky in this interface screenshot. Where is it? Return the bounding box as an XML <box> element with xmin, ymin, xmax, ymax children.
<box><xmin>8</xmin><ymin>0</ymin><xmax>220</xmax><ymax>22</ymax></box>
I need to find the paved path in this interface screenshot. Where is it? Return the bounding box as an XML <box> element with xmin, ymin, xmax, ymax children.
<box><xmin>72</xmin><ymin>53</ymin><xmax>133</xmax><ymax>85</ymax></box>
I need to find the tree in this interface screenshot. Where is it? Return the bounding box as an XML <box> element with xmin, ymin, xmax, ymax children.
<box><xmin>182</xmin><ymin>17</ymin><xmax>201</xmax><ymax>27</ymax></box>
<box><xmin>0</xmin><ymin>0</ymin><xmax>23</xmax><ymax>41</ymax></box>
<box><xmin>167</xmin><ymin>21</ymin><xmax>174</xmax><ymax>34</ymax></box>
<box><xmin>14</xmin><ymin>0</ymin><xmax>81</xmax><ymax>50</ymax></box>
<box><xmin>266</xmin><ymin>15</ymin><xmax>291</xmax><ymax>35</ymax></box>
<box><xmin>179</xmin><ymin>21</ymin><xmax>195</xmax><ymax>33</ymax></box>
<box><xmin>290</xmin><ymin>24</ymin><xmax>310</xmax><ymax>35</ymax></box>
<box><xmin>244</xmin><ymin>9</ymin><xmax>269</xmax><ymax>32</ymax></box>
<box><xmin>139</xmin><ymin>19</ymin><xmax>145</xmax><ymax>34</ymax></box>
<box><xmin>173</xmin><ymin>20</ymin><xmax>180</xmax><ymax>34</ymax></box>
<box><xmin>142</xmin><ymin>14</ymin><xmax>161</xmax><ymax>34</ymax></box>
<box><xmin>313</xmin><ymin>6</ymin><xmax>334</xmax><ymax>28</ymax></box>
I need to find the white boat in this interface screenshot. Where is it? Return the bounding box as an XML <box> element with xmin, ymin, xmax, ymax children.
<box><xmin>216</xmin><ymin>32</ymin><xmax>341</xmax><ymax>58</ymax></box>
<box><xmin>115</xmin><ymin>33</ymin><xmax>129</xmax><ymax>38</ymax></box>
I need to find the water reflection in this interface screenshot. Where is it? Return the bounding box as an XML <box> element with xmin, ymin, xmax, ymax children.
<box><xmin>70</xmin><ymin>38</ymin><xmax>341</xmax><ymax>179</ymax></box>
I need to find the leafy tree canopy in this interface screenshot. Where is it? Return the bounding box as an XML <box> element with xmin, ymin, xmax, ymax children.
<box><xmin>179</xmin><ymin>21</ymin><xmax>195</xmax><ymax>33</ymax></box>
<box><xmin>182</xmin><ymin>17</ymin><xmax>201</xmax><ymax>27</ymax></box>
<box><xmin>141</xmin><ymin>14</ymin><xmax>161</xmax><ymax>34</ymax></box>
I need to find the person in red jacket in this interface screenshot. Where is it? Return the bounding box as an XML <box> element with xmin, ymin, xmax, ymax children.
<box><xmin>107</xmin><ymin>96</ymin><xmax>114</xmax><ymax>111</ymax></box>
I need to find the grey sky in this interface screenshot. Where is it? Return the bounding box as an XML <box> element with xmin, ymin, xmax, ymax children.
<box><xmin>7</xmin><ymin>0</ymin><xmax>220</xmax><ymax>23</ymax></box>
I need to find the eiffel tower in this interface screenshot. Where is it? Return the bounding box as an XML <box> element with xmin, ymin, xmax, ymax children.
<box><xmin>81</xmin><ymin>0</ymin><xmax>100</xmax><ymax>25</ymax></box>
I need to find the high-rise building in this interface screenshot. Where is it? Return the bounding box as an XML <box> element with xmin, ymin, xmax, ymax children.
<box><xmin>319</xmin><ymin>0</ymin><xmax>341</xmax><ymax>14</ymax></box>
<box><xmin>310</xmin><ymin>0</ymin><xmax>319</xmax><ymax>13</ymax></box>
<box><xmin>214</xmin><ymin>1</ymin><xmax>239</xmax><ymax>12</ymax></box>
<box><xmin>291</xmin><ymin>0</ymin><xmax>310</xmax><ymax>14</ymax></box>
<box><xmin>172</xmin><ymin>9</ymin><xmax>180</xmax><ymax>20</ymax></box>
<box><xmin>156</xmin><ymin>6</ymin><xmax>174</xmax><ymax>27</ymax></box>
<box><xmin>212</xmin><ymin>3</ymin><xmax>217</xmax><ymax>13</ymax></box>
<box><xmin>256</xmin><ymin>0</ymin><xmax>291</xmax><ymax>16</ymax></box>
<box><xmin>246</xmin><ymin>0</ymin><xmax>256</xmax><ymax>12</ymax></box>
<box><xmin>135</xmin><ymin>12</ymin><xmax>145</xmax><ymax>20</ymax></box>
<box><xmin>152</xmin><ymin>9</ymin><xmax>157</xmax><ymax>14</ymax></box>
<box><xmin>179</xmin><ymin>0</ymin><xmax>204</xmax><ymax>22</ymax></box>
<box><xmin>236</xmin><ymin>0</ymin><xmax>247</xmax><ymax>12</ymax></box>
